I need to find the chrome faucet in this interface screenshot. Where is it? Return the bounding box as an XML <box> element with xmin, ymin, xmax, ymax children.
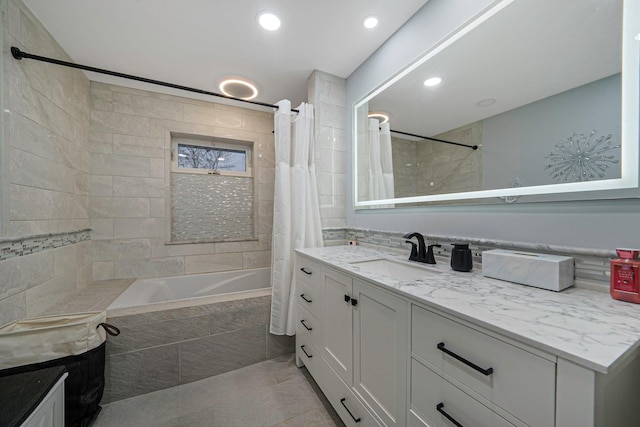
<box><xmin>403</xmin><ymin>232</ymin><xmax>441</xmax><ymax>264</ymax></box>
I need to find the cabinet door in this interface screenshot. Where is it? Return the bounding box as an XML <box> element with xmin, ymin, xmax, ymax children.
<box><xmin>322</xmin><ymin>268</ymin><xmax>353</xmax><ymax>385</ymax></box>
<box><xmin>353</xmin><ymin>279</ymin><xmax>408</xmax><ymax>427</ymax></box>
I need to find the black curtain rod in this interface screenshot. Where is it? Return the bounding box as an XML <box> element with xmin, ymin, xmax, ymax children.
<box><xmin>389</xmin><ymin>129</ymin><xmax>478</xmax><ymax>150</ymax></box>
<box><xmin>10</xmin><ymin>47</ymin><xmax>299</xmax><ymax>113</ymax></box>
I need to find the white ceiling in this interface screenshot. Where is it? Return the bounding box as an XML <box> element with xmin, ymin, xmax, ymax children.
<box><xmin>21</xmin><ymin>0</ymin><xmax>429</xmax><ymax>108</ymax></box>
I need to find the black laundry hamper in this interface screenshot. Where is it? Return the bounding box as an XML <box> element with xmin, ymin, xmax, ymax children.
<box><xmin>0</xmin><ymin>312</ymin><xmax>119</xmax><ymax>427</ymax></box>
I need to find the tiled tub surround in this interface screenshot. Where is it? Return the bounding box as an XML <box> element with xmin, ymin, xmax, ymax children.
<box><xmin>89</xmin><ymin>82</ymin><xmax>274</xmax><ymax>282</ymax></box>
<box><xmin>104</xmin><ymin>294</ymin><xmax>294</xmax><ymax>403</ymax></box>
<box><xmin>297</xmin><ymin>245</ymin><xmax>640</xmax><ymax>373</ymax></box>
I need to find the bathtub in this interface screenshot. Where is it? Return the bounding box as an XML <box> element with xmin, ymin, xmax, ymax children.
<box><xmin>107</xmin><ymin>267</ymin><xmax>272</xmax><ymax>316</ymax></box>
<box><xmin>103</xmin><ymin>267</ymin><xmax>293</xmax><ymax>403</ymax></box>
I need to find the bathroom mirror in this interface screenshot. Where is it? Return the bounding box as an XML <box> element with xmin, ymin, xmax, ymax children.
<box><xmin>354</xmin><ymin>0</ymin><xmax>640</xmax><ymax>208</ymax></box>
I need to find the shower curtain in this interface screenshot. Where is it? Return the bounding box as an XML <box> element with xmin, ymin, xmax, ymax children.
<box><xmin>368</xmin><ymin>118</ymin><xmax>395</xmax><ymax>200</ymax></box>
<box><xmin>270</xmin><ymin>99</ymin><xmax>323</xmax><ymax>336</ymax></box>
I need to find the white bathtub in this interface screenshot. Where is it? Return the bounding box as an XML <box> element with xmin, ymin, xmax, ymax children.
<box><xmin>107</xmin><ymin>267</ymin><xmax>271</xmax><ymax>316</ymax></box>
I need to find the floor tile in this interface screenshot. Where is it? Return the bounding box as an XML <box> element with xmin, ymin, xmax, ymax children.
<box><xmin>94</xmin><ymin>354</ymin><xmax>344</xmax><ymax>427</ymax></box>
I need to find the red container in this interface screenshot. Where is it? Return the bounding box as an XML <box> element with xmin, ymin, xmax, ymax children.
<box><xmin>611</xmin><ymin>249</ymin><xmax>640</xmax><ymax>304</ymax></box>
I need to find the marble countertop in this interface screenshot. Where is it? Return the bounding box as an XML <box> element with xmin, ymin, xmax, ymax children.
<box><xmin>296</xmin><ymin>245</ymin><xmax>640</xmax><ymax>374</ymax></box>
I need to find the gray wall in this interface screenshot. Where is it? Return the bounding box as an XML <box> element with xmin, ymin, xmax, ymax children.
<box><xmin>345</xmin><ymin>0</ymin><xmax>640</xmax><ymax>250</ymax></box>
<box><xmin>483</xmin><ymin>74</ymin><xmax>621</xmax><ymax>189</ymax></box>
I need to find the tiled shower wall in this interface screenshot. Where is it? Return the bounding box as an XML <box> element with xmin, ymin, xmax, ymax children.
<box><xmin>0</xmin><ymin>0</ymin><xmax>92</xmax><ymax>324</ymax></box>
<box><xmin>308</xmin><ymin>71</ymin><xmax>347</xmax><ymax>229</ymax></box>
<box><xmin>89</xmin><ymin>82</ymin><xmax>274</xmax><ymax>280</ymax></box>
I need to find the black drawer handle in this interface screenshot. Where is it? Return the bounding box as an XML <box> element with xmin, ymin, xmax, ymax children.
<box><xmin>344</xmin><ymin>294</ymin><xmax>351</xmax><ymax>304</ymax></box>
<box><xmin>300</xmin><ymin>267</ymin><xmax>312</xmax><ymax>275</ymax></box>
<box><xmin>300</xmin><ymin>294</ymin><xmax>312</xmax><ymax>303</ymax></box>
<box><xmin>436</xmin><ymin>403</ymin><xmax>464</xmax><ymax>427</ymax></box>
<box><xmin>437</xmin><ymin>342</ymin><xmax>494</xmax><ymax>376</ymax></box>
<box><xmin>300</xmin><ymin>345</ymin><xmax>313</xmax><ymax>358</ymax></box>
<box><xmin>340</xmin><ymin>398</ymin><xmax>361</xmax><ymax>423</ymax></box>
<box><xmin>300</xmin><ymin>319</ymin><xmax>312</xmax><ymax>331</ymax></box>
<box><xmin>351</xmin><ymin>298</ymin><xmax>358</xmax><ymax>307</ymax></box>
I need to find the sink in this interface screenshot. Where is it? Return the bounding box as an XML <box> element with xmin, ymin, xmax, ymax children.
<box><xmin>349</xmin><ymin>259</ymin><xmax>441</xmax><ymax>281</ymax></box>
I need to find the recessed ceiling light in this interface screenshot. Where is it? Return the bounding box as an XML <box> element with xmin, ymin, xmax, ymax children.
<box><xmin>363</xmin><ymin>16</ymin><xmax>378</xmax><ymax>29</ymax></box>
<box><xmin>368</xmin><ymin>112</ymin><xmax>389</xmax><ymax>124</ymax></box>
<box><xmin>219</xmin><ymin>79</ymin><xmax>259</xmax><ymax>100</ymax></box>
<box><xmin>476</xmin><ymin>98</ymin><xmax>497</xmax><ymax>107</ymax></box>
<box><xmin>257</xmin><ymin>12</ymin><xmax>281</xmax><ymax>31</ymax></box>
<box><xmin>423</xmin><ymin>77</ymin><xmax>442</xmax><ymax>87</ymax></box>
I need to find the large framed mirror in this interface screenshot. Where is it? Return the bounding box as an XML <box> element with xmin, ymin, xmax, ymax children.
<box><xmin>353</xmin><ymin>0</ymin><xmax>640</xmax><ymax>208</ymax></box>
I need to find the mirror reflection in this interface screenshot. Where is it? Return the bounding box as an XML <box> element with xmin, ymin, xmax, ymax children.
<box><xmin>355</xmin><ymin>0</ymin><xmax>625</xmax><ymax>207</ymax></box>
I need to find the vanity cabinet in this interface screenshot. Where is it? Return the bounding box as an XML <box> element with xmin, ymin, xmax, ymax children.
<box><xmin>411</xmin><ymin>305</ymin><xmax>556</xmax><ymax>427</ymax></box>
<box><xmin>296</xmin><ymin>254</ymin><xmax>408</xmax><ymax>427</ymax></box>
<box><xmin>296</xmin><ymin>248</ymin><xmax>640</xmax><ymax>427</ymax></box>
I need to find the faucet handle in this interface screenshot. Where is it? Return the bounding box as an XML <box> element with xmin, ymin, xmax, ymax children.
<box><xmin>405</xmin><ymin>240</ymin><xmax>418</xmax><ymax>261</ymax></box>
<box><xmin>425</xmin><ymin>244</ymin><xmax>442</xmax><ymax>264</ymax></box>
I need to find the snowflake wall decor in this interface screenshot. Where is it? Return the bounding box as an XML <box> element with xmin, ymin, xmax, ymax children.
<box><xmin>545</xmin><ymin>130</ymin><xmax>620</xmax><ymax>183</ymax></box>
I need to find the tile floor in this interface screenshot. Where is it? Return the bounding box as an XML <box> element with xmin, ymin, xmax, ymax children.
<box><xmin>93</xmin><ymin>354</ymin><xmax>344</xmax><ymax>427</ymax></box>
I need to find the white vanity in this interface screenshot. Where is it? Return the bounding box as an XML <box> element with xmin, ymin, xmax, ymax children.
<box><xmin>295</xmin><ymin>245</ymin><xmax>640</xmax><ymax>427</ymax></box>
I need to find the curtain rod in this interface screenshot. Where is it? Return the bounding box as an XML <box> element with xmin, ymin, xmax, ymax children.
<box><xmin>10</xmin><ymin>47</ymin><xmax>299</xmax><ymax>113</ymax></box>
<box><xmin>389</xmin><ymin>129</ymin><xmax>478</xmax><ymax>150</ymax></box>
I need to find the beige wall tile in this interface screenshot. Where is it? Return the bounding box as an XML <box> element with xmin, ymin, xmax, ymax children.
<box><xmin>26</xmin><ymin>271</ymin><xmax>78</xmax><ymax>316</ymax></box>
<box><xmin>242</xmin><ymin>250</ymin><xmax>272</xmax><ymax>269</ymax></box>
<box><xmin>92</xmin><ymin>239</ymin><xmax>151</xmax><ymax>262</ymax></box>
<box><xmin>90</xmin><ymin>197</ymin><xmax>150</xmax><ymax>218</ymax></box>
<box><xmin>91</xmin><ymin>219</ymin><xmax>114</xmax><ymax>240</ymax></box>
<box><xmin>115</xmin><ymin>257</ymin><xmax>185</xmax><ymax>279</ymax></box>
<box><xmin>113</xmin><ymin>92</ymin><xmax>184</xmax><ymax>121</ymax></box>
<box><xmin>91</xmin><ymin>153</ymin><xmax>150</xmax><ymax>177</ymax></box>
<box><xmin>114</xmin><ymin>218</ymin><xmax>165</xmax><ymax>239</ymax></box>
<box><xmin>184</xmin><ymin>253</ymin><xmax>243</xmax><ymax>275</ymax></box>
<box><xmin>93</xmin><ymin>261</ymin><xmax>115</xmax><ymax>281</ymax></box>
<box><xmin>113</xmin><ymin>177</ymin><xmax>164</xmax><ymax>198</ymax></box>
<box><xmin>91</xmin><ymin>175</ymin><xmax>113</xmax><ymax>196</ymax></box>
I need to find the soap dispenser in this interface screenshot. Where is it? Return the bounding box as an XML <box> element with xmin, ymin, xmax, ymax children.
<box><xmin>450</xmin><ymin>243</ymin><xmax>473</xmax><ymax>272</ymax></box>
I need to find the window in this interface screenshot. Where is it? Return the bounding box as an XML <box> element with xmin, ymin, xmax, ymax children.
<box><xmin>170</xmin><ymin>135</ymin><xmax>256</xmax><ymax>243</ymax></box>
<box><xmin>173</xmin><ymin>137</ymin><xmax>251</xmax><ymax>176</ymax></box>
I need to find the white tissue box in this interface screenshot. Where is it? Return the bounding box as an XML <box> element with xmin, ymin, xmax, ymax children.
<box><xmin>482</xmin><ymin>249</ymin><xmax>574</xmax><ymax>291</ymax></box>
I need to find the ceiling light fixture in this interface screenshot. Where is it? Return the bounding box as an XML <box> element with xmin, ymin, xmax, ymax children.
<box><xmin>363</xmin><ymin>16</ymin><xmax>379</xmax><ymax>29</ymax></box>
<box><xmin>476</xmin><ymin>98</ymin><xmax>497</xmax><ymax>107</ymax></box>
<box><xmin>257</xmin><ymin>12</ymin><xmax>281</xmax><ymax>31</ymax></box>
<box><xmin>368</xmin><ymin>112</ymin><xmax>389</xmax><ymax>124</ymax></box>
<box><xmin>219</xmin><ymin>78</ymin><xmax>259</xmax><ymax>100</ymax></box>
<box><xmin>423</xmin><ymin>77</ymin><xmax>442</xmax><ymax>87</ymax></box>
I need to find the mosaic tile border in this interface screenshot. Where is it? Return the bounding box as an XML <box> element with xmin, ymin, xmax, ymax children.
<box><xmin>0</xmin><ymin>229</ymin><xmax>91</xmax><ymax>261</ymax></box>
<box><xmin>323</xmin><ymin>227</ymin><xmax>614</xmax><ymax>290</ymax></box>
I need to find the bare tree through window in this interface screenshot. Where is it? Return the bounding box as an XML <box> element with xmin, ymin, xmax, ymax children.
<box><xmin>177</xmin><ymin>144</ymin><xmax>246</xmax><ymax>172</ymax></box>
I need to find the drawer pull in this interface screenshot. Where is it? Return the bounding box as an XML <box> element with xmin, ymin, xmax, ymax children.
<box><xmin>344</xmin><ymin>294</ymin><xmax>351</xmax><ymax>304</ymax></box>
<box><xmin>437</xmin><ymin>342</ymin><xmax>494</xmax><ymax>376</ymax></box>
<box><xmin>351</xmin><ymin>298</ymin><xmax>358</xmax><ymax>307</ymax></box>
<box><xmin>300</xmin><ymin>319</ymin><xmax>312</xmax><ymax>331</ymax></box>
<box><xmin>300</xmin><ymin>345</ymin><xmax>313</xmax><ymax>358</ymax></box>
<box><xmin>340</xmin><ymin>398</ymin><xmax>362</xmax><ymax>423</ymax></box>
<box><xmin>436</xmin><ymin>403</ymin><xmax>464</xmax><ymax>427</ymax></box>
<box><xmin>300</xmin><ymin>294</ymin><xmax>312</xmax><ymax>303</ymax></box>
<box><xmin>300</xmin><ymin>267</ymin><xmax>312</xmax><ymax>275</ymax></box>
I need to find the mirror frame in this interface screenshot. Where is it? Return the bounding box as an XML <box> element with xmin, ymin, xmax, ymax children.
<box><xmin>353</xmin><ymin>0</ymin><xmax>640</xmax><ymax>208</ymax></box>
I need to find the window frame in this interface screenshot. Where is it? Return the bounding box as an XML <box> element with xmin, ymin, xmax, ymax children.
<box><xmin>171</xmin><ymin>136</ymin><xmax>253</xmax><ymax>177</ymax></box>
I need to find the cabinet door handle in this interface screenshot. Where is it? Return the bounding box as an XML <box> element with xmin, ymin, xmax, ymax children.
<box><xmin>340</xmin><ymin>398</ymin><xmax>361</xmax><ymax>423</ymax></box>
<box><xmin>300</xmin><ymin>267</ymin><xmax>312</xmax><ymax>275</ymax></box>
<box><xmin>300</xmin><ymin>345</ymin><xmax>313</xmax><ymax>358</ymax></box>
<box><xmin>300</xmin><ymin>319</ymin><xmax>312</xmax><ymax>331</ymax></box>
<box><xmin>351</xmin><ymin>298</ymin><xmax>358</xmax><ymax>307</ymax></box>
<box><xmin>344</xmin><ymin>294</ymin><xmax>351</xmax><ymax>304</ymax></box>
<box><xmin>436</xmin><ymin>403</ymin><xmax>464</xmax><ymax>427</ymax></box>
<box><xmin>437</xmin><ymin>342</ymin><xmax>494</xmax><ymax>376</ymax></box>
<box><xmin>300</xmin><ymin>294</ymin><xmax>312</xmax><ymax>303</ymax></box>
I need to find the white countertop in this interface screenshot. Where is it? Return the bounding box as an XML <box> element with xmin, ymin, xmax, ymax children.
<box><xmin>296</xmin><ymin>245</ymin><xmax>640</xmax><ymax>374</ymax></box>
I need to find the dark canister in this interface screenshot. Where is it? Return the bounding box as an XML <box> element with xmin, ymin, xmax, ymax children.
<box><xmin>450</xmin><ymin>243</ymin><xmax>473</xmax><ymax>272</ymax></box>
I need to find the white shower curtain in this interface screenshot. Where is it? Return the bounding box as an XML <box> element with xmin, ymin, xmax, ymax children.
<box><xmin>270</xmin><ymin>100</ymin><xmax>323</xmax><ymax>336</ymax></box>
<box><xmin>368</xmin><ymin>118</ymin><xmax>395</xmax><ymax>200</ymax></box>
